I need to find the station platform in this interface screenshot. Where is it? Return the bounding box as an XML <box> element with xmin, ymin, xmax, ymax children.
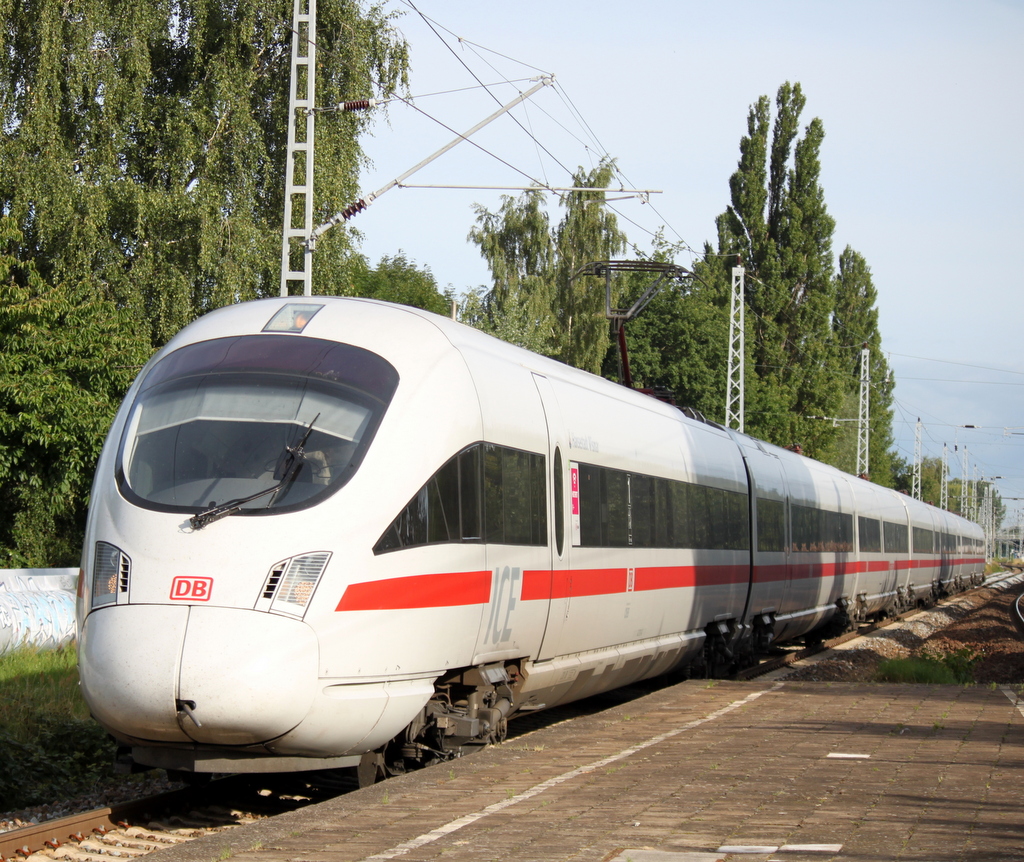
<box><xmin>154</xmin><ymin>678</ymin><xmax>1024</xmax><ymax>862</ymax></box>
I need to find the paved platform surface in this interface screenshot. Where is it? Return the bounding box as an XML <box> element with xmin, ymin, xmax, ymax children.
<box><xmin>154</xmin><ymin>679</ymin><xmax>1024</xmax><ymax>862</ymax></box>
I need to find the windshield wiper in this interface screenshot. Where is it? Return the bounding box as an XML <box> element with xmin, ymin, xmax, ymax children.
<box><xmin>189</xmin><ymin>413</ymin><xmax>320</xmax><ymax>531</ymax></box>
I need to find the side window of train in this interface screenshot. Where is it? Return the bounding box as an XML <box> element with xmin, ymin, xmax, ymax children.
<box><xmin>373</xmin><ymin>442</ymin><xmax>547</xmax><ymax>554</ymax></box>
<box><xmin>858</xmin><ymin>516</ymin><xmax>882</xmax><ymax>553</ymax></box>
<box><xmin>553</xmin><ymin>447</ymin><xmax>564</xmax><ymax>557</ymax></box>
<box><xmin>882</xmin><ymin>521</ymin><xmax>909</xmax><ymax>554</ymax></box>
<box><xmin>575</xmin><ymin>462</ymin><xmax>749</xmax><ymax>551</ymax></box>
<box><xmin>790</xmin><ymin>505</ymin><xmax>854</xmax><ymax>553</ymax></box>
<box><xmin>757</xmin><ymin>498</ymin><xmax>786</xmax><ymax>552</ymax></box>
<box><xmin>912</xmin><ymin>526</ymin><xmax>935</xmax><ymax>554</ymax></box>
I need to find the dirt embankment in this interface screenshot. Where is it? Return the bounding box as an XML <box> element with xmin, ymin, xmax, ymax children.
<box><xmin>783</xmin><ymin>579</ymin><xmax>1024</xmax><ymax>684</ymax></box>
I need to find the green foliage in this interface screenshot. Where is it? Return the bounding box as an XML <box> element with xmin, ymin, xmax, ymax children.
<box><xmin>0</xmin><ymin>646</ymin><xmax>117</xmax><ymax>810</ymax></box>
<box><xmin>348</xmin><ymin>253</ymin><xmax>453</xmax><ymax>315</ymax></box>
<box><xmin>0</xmin><ymin>218</ymin><xmax>153</xmax><ymax>565</ymax></box>
<box><xmin>551</xmin><ymin>163</ymin><xmax>628</xmax><ymax>373</ymax></box>
<box><xmin>620</xmin><ymin>84</ymin><xmax>890</xmax><ymax>466</ymax></box>
<box><xmin>874</xmin><ymin>656</ymin><xmax>958</xmax><ymax>684</ymax></box>
<box><xmin>874</xmin><ymin>647</ymin><xmax>981</xmax><ymax>685</ymax></box>
<box><xmin>607</xmin><ymin>236</ymin><xmax>732</xmax><ymax>419</ymax></box>
<box><xmin>827</xmin><ymin>247</ymin><xmax>896</xmax><ymax>486</ymax></box>
<box><xmin>923</xmin><ymin>647</ymin><xmax>981</xmax><ymax>684</ymax></box>
<box><xmin>0</xmin><ymin>716</ymin><xmax>117</xmax><ymax>810</ymax></box>
<box><xmin>0</xmin><ymin>645</ymin><xmax>85</xmax><ymax>726</ymax></box>
<box><xmin>0</xmin><ymin>0</ymin><xmax>410</xmax><ymax>346</ymax></box>
<box><xmin>710</xmin><ymin>82</ymin><xmax>842</xmax><ymax>456</ymax></box>
<box><xmin>468</xmin><ymin>160</ymin><xmax>626</xmax><ymax>373</ymax></box>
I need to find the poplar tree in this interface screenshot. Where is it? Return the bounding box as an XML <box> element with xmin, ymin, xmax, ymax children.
<box><xmin>831</xmin><ymin>246</ymin><xmax>896</xmax><ymax>485</ymax></box>
<box><xmin>712</xmin><ymin>82</ymin><xmax>843</xmax><ymax>457</ymax></box>
<box><xmin>0</xmin><ymin>0</ymin><xmax>409</xmax><ymax>345</ymax></box>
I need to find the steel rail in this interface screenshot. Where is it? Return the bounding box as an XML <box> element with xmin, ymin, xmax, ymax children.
<box><xmin>733</xmin><ymin>573</ymin><xmax>1022</xmax><ymax>681</ymax></box>
<box><xmin>0</xmin><ymin>785</ymin><xmax>199</xmax><ymax>861</ymax></box>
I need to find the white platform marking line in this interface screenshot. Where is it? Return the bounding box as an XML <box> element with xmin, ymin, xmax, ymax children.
<box><xmin>359</xmin><ymin>683</ymin><xmax>785</xmax><ymax>861</ymax></box>
<box><xmin>781</xmin><ymin>844</ymin><xmax>843</xmax><ymax>851</ymax></box>
<box><xmin>718</xmin><ymin>845</ymin><xmax>843</xmax><ymax>854</ymax></box>
<box><xmin>1000</xmin><ymin>685</ymin><xmax>1024</xmax><ymax>717</ymax></box>
<box><xmin>826</xmin><ymin>752</ymin><xmax>870</xmax><ymax>759</ymax></box>
<box><xmin>718</xmin><ymin>846</ymin><xmax>778</xmax><ymax>854</ymax></box>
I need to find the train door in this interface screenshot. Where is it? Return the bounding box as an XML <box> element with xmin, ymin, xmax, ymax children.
<box><xmin>530</xmin><ymin>373</ymin><xmax>573</xmax><ymax>660</ymax></box>
<box><xmin>737</xmin><ymin>440</ymin><xmax>792</xmax><ymax>643</ymax></box>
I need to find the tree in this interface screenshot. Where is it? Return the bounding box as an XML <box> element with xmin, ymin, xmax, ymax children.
<box><xmin>468</xmin><ymin>161</ymin><xmax>627</xmax><ymax>374</ymax></box>
<box><xmin>0</xmin><ymin>0</ymin><xmax>410</xmax><ymax>346</ymax></box>
<box><xmin>596</xmin><ymin>236</ymin><xmax>732</xmax><ymax>420</ymax></box>
<box><xmin>711</xmin><ymin>82</ymin><xmax>843</xmax><ymax>457</ymax></box>
<box><xmin>348</xmin><ymin>253</ymin><xmax>453</xmax><ymax>315</ymax></box>
<box><xmin>551</xmin><ymin>163</ymin><xmax>628</xmax><ymax>373</ymax></box>
<box><xmin>0</xmin><ymin>218</ymin><xmax>152</xmax><ymax>566</ymax></box>
<box><xmin>465</xmin><ymin>189</ymin><xmax>558</xmax><ymax>355</ymax></box>
<box><xmin>828</xmin><ymin>247</ymin><xmax>897</xmax><ymax>485</ymax></box>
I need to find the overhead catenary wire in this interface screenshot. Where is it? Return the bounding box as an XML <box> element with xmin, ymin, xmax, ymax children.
<box><xmin>396</xmin><ymin>1</ymin><xmax>698</xmax><ymax>253</ymax></box>
<box><xmin>290</xmin><ymin>2</ymin><xmax>698</xmax><ymax>261</ymax></box>
<box><xmin>302</xmin><ymin>9</ymin><xmax>1022</xmax><ymax>489</ymax></box>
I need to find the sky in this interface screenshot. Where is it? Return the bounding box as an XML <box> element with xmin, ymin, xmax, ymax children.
<box><xmin>339</xmin><ymin>0</ymin><xmax>1024</xmax><ymax>532</ymax></box>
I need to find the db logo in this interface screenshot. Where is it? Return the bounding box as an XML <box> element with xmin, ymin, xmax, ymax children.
<box><xmin>170</xmin><ymin>576</ymin><xmax>214</xmax><ymax>602</ymax></box>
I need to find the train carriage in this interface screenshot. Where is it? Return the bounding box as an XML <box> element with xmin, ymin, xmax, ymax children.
<box><xmin>76</xmin><ymin>296</ymin><xmax>986</xmax><ymax>779</ymax></box>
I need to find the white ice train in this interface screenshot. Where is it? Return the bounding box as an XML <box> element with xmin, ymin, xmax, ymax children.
<box><xmin>76</xmin><ymin>297</ymin><xmax>985</xmax><ymax>780</ymax></box>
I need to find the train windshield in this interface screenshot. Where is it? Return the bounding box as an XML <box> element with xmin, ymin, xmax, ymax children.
<box><xmin>117</xmin><ymin>335</ymin><xmax>399</xmax><ymax>516</ymax></box>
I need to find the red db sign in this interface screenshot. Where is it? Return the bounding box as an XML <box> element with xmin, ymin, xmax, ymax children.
<box><xmin>170</xmin><ymin>576</ymin><xmax>213</xmax><ymax>602</ymax></box>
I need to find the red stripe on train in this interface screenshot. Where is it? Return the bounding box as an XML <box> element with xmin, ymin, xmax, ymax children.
<box><xmin>521</xmin><ymin>564</ymin><xmax>749</xmax><ymax>601</ymax></box>
<box><xmin>335</xmin><ymin>570</ymin><xmax>491</xmax><ymax>611</ymax></box>
<box><xmin>337</xmin><ymin>555</ymin><xmax>986</xmax><ymax>611</ymax></box>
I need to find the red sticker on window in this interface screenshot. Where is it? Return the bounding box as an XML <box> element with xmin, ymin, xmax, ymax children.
<box><xmin>170</xmin><ymin>576</ymin><xmax>213</xmax><ymax>602</ymax></box>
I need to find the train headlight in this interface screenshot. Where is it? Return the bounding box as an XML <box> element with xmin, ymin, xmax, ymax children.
<box><xmin>257</xmin><ymin>552</ymin><xmax>331</xmax><ymax>618</ymax></box>
<box><xmin>92</xmin><ymin>542</ymin><xmax>130</xmax><ymax>607</ymax></box>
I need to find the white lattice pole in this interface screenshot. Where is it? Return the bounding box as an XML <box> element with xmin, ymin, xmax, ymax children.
<box><xmin>940</xmin><ymin>443</ymin><xmax>948</xmax><ymax>510</ymax></box>
<box><xmin>856</xmin><ymin>344</ymin><xmax>870</xmax><ymax>477</ymax></box>
<box><xmin>725</xmin><ymin>266</ymin><xmax>745</xmax><ymax>433</ymax></box>
<box><xmin>911</xmin><ymin>418</ymin><xmax>922</xmax><ymax>500</ymax></box>
<box><xmin>961</xmin><ymin>445</ymin><xmax>969</xmax><ymax>518</ymax></box>
<box><xmin>280</xmin><ymin>0</ymin><xmax>317</xmax><ymax>296</ymax></box>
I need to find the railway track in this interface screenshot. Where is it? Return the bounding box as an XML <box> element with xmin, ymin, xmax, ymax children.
<box><xmin>0</xmin><ymin>773</ymin><xmax>345</xmax><ymax>862</ymax></box>
<box><xmin>733</xmin><ymin>570</ymin><xmax>1024</xmax><ymax>680</ymax></box>
<box><xmin>5</xmin><ymin>571</ymin><xmax>1021</xmax><ymax>862</ymax></box>
<box><xmin>0</xmin><ymin>706</ymin><xmax>610</xmax><ymax>862</ymax></box>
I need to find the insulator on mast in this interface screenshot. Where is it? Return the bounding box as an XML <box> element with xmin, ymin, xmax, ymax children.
<box><xmin>339</xmin><ymin>99</ymin><xmax>379</xmax><ymax>112</ymax></box>
<box><xmin>339</xmin><ymin>199</ymin><xmax>368</xmax><ymax>219</ymax></box>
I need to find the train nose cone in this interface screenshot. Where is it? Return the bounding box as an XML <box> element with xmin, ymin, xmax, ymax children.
<box><xmin>79</xmin><ymin>605</ymin><xmax>318</xmax><ymax>746</ymax></box>
<box><xmin>176</xmin><ymin>606</ymin><xmax>318</xmax><ymax>745</ymax></box>
<box><xmin>80</xmin><ymin>604</ymin><xmax>193</xmax><ymax>742</ymax></box>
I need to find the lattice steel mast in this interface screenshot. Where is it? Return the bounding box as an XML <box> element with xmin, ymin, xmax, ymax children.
<box><xmin>911</xmin><ymin>418</ymin><xmax>922</xmax><ymax>500</ymax></box>
<box><xmin>940</xmin><ymin>442</ymin><xmax>948</xmax><ymax>510</ymax></box>
<box><xmin>855</xmin><ymin>344</ymin><xmax>869</xmax><ymax>477</ymax></box>
<box><xmin>280</xmin><ymin>0</ymin><xmax>317</xmax><ymax>297</ymax></box>
<box><xmin>725</xmin><ymin>266</ymin><xmax>745</xmax><ymax>433</ymax></box>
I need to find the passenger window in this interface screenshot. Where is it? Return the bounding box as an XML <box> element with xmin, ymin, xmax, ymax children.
<box><xmin>757</xmin><ymin>498</ymin><xmax>786</xmax><ymax>552</ymax></box>
<box><xmin>374</xmin><ymin>442</ymin><xmax>547</xmax><ymax>554</ymax></box>
<box><xmin>573</xmin><ymin>461</ymin><xmax>749</xmax><ymax>551</ymax></box>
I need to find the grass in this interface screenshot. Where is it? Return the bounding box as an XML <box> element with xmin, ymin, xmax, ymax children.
<box><xmin>0</xmin><ymin>646</ymin><xmax>91</xmax><ymax>743</ymax></box>
<box><xmin>875</xmin><ymin>657</ymin><xmax>958</xmax><ymax>684</ymax></box>
<box><xmin>873</xmin><ymin>648</ymin><xmax>981</xmax><ymax>685</ymax></box>
<box><xmin>0</xmin><ymin>645</ymin><xmax>118</xmax><ymax>811</ymax></box>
